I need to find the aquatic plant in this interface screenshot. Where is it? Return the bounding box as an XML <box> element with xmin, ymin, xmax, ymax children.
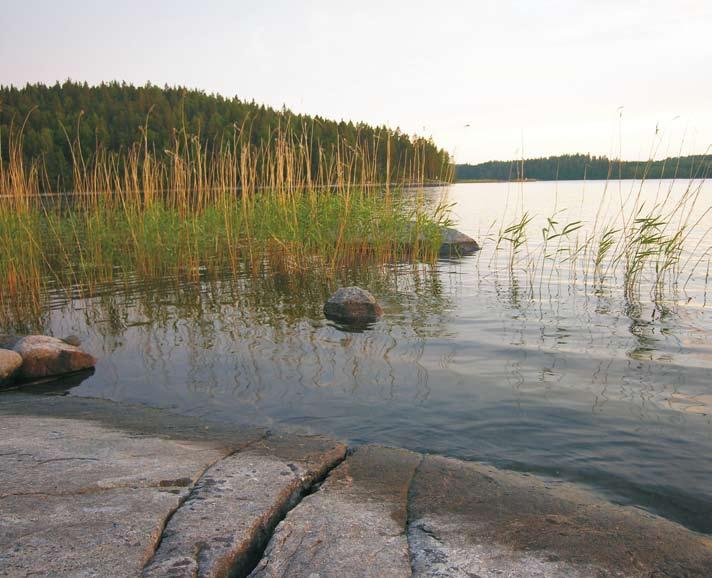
<box><xmin>488</xmin><ymin>165</ymin><xmax>712</xmax><ymax>311</ymax></box>
<box><xmin>0</xmin><ymin>117</ymin><xmax>452</xmax><ymax>325</ymax></box>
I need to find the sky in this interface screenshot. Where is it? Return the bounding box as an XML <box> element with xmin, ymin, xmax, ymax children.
<box><xmin>2</xmin><ymin>0</ymin><xmax>711</xmax><ymax>163</ymax></box>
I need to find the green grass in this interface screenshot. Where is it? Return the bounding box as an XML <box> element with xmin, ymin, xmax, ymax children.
<box><xmin>488</xmin><ymin>176</ymin><xmax>712</xmax><ymax>308</ymax></box>
<box><xmin>0</xmin><ymin>121</ymin><xmax>452</xmax><ymax>324</ymax></box>
<box><xmin>0</xmin><ymin>189</ymin><xmax>449</xmax><ymax>324</ymax></box>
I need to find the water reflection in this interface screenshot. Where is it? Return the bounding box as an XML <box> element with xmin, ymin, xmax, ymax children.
<box><xmin>32</xmin><ymin>263</ymin><xmax>453</xmax><ymax>409</ymax></box>
<box><xmin>6</xmin><ymin>368</ymin><xmax>95</xmax><ymax>395</ymax></box>
<box><xmin>2</xmin><ymin>181</ymin><xmax>712</xmax><ymax>534</ymax></box>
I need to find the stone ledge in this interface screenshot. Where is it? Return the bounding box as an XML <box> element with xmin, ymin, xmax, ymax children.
<box><xmin>1</xmin><ymin>400</ymin><xmax>711</xmax><ymax>578</ymax></box>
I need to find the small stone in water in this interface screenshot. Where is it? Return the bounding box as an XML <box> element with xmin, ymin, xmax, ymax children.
<box><xmin>438</xmin><ymin>227</ymin><xmax>480</xmax><ymax>257</ymax></box>
<box><xmin>323</xmin><ymin>287</ymin><xmax>383</xmax><ymax>323</ymax></box>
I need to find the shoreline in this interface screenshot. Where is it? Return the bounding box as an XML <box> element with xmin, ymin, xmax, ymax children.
<box><xmin>1</xmin><ymin>392</ymin><xmax>711</xmax><ymax>577</ymax></box>
<box><xmin>454</xmin><ymin>177</ymin><xmax>712</xmax><ymax>183</ymax></box>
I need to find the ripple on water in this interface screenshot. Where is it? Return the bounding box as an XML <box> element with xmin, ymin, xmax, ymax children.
<box><xmin>4</xmin><ymin>180</ymin><xmax>712</xmax><ymax>534</ymax></box>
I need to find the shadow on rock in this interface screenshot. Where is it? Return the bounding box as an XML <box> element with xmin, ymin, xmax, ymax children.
<box><xmin>2</xmin><ymin>368</ymin><xmax>96</xmax><ymax>396</ymax></box>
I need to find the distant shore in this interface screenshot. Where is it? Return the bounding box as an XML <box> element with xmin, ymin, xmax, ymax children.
<box><xmin>456</xmin><ymin>153</ymin><xmax>711</xmax><ymax>182</ymax></box>
<box><xmin>455</xmin><ymin>176</ymin><xmax>710</xmax><ymax>183</ymax></box>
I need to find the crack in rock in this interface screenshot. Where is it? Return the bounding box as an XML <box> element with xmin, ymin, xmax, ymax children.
<box><xmin>142</xmin><ymin>434</ymin><xmax>346</xmax><ymax>578</ymax></box>
<box><xmin>250</xmin><ymin>445</ymin><xmax>419</xmax><ymax>578</ymax></box>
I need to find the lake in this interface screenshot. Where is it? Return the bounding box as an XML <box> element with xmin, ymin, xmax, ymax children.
<box><xmin>6</xmin><ymin>180</ymin><xmax>712</xmax><ymax>534</ymax></box>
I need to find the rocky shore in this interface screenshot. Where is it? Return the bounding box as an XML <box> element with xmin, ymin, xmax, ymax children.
<box><xmin>1</xmin><ymin>393</ymin><xmax>711</xmax><ymax>577</ymax></box>
<box><xmin>0</xmin><ymin>335</ymin><xmax>96</xmax><ymax>388</ymax></box>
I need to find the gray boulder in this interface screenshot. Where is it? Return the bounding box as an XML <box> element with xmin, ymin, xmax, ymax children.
<box><xmin>324</xmin><ymin>287</ymin><xmax>383</xmax><ymax>323</ymax></box>
<box><xmin>0</xmin><ymin>348</ymin><xmax>23</xmax><ymax>385</ymax></box>
<box><xmin>0</xmin><ymin>334</ymin><xmax>23</xmax><ymax>349</ymax></box>
<box><xmin>402</xmin><ymin>224</ymin><xmax>480</xmax><ymax>257</ymax></box>
<box><xmin>62</xmin><ymin>335</ymin><xmax>82</xmax><ymax>347</ymax></box>
<box><xmin>13</xmin><ymin>335</ymin><xmax>96</xmax><ymax>380</ymax></box>
<box><xmin>438</xmin><ymin>226</ymin><xmax>480</xmax><ymax>256</ymax></box>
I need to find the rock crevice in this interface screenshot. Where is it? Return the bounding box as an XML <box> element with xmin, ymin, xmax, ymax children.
<box><xmin>142</xmin><ymin>433</ymin><xmax>269</xmax><ymax>573</ymax></box>
<box><xmin>249</xmin><ymin>445</ymin><xmax>421</xmax><ymax>578</ymax></box>
<box><xmin>4</xmin><ymin>408</ymin><xmax>712</xmax><ymax>578</ymax></box>
<box><xmin>142</xmin><ymin>433</ymin><xmax>347</xmax><ymax>578</ymax></box>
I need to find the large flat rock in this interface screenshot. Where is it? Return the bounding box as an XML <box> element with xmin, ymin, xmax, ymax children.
<box><xmin>1</xmin><ymin>488</ymin><xmax>188</xmax><ymax>577</ymax></box>
<box><xmin>3</xmin><ymin>395</ymin><xmax>712</xmax><ymax>578</ymax></box>
<box><xmin>0</xmin><ymin>415</ymin><xmax>250</xmax><ymax>495</ymax></box>
<box><xmin>143</xmin><ymin>434</ymin><xmax>347</xmax><ymax>578</ymax></box>
<box><xmin>251</xmin><ymin>445</ymin><xmax>421</xmax><ymax>578</ymax></box>
<box><xmin>0</xmin><ymin>412</ymin><xmax>262</xmax><ymax>577</ymax></box>
<box><xmin>408</xmin><ymin>454</ymin><xmax>712</xmax><ymax>577</ymax></box>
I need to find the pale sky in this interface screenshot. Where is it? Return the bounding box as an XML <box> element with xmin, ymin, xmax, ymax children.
<box><xmin>2</xmin><ymin>0</ymin><xmax>710</xmax><ymax>163</ymax></box>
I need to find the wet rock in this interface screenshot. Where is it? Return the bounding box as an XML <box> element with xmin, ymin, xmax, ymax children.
<box><xmin>438</xmin><ymin>226</ymin><xmax>480</xmax><ymax>257</ymax></box>
<box><xmin>0</xmin><ymin>348</ymin><xmax>22</xmax><ymax>385</ymax></box>
<box><xmin>62</xmin><ymin>334</ymin><xmax>82</xmax><ymax>347</ymax></box>
<box><xmin>403</xmin><ymin>223</ymin><xmax>480</xmax><ymax>257</ymax></box>
<box><xmin>13</xmin><ymin>335</ymin><xmax>97</xmax><ymax>380</ymax></box>
<box><xmin>323</xmin><ymin>286</ymin><xmax>383</xmax><ymax>324</ymax></box>
<box><xmin>251</xmin><ymin>445</ymin><xmax>420</xmax><ymax>578</ymax></box>
<box><xmin>0</xmin><ymin>334</ymin><xmax>23</xmax><ymax>349</ymax></box>
<box><xmin>408</xmin><ymin>454</ymin><xmax>712</xmax><ymax>577</ymax></box>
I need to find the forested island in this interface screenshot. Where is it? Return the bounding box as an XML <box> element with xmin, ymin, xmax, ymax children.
<box><xmin>456</xmin><ymin>153</ymin><xmax>712</xmax><ymax>182</ymax></box>
<box><xmin>0</xmin><ymin>81</ymin><xmax>451</xmax><ymax>189</ymax></box>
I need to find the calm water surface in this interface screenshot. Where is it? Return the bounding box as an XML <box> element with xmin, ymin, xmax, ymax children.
<box><xmin>8</xmin><ymin>181</ymin><xmax>712</xmax><ymax>533</ymax></box>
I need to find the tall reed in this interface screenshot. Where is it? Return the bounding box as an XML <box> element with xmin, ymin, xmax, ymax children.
<box><xmin>0</xmin><ymin>118</ymin><xmax>452</xmax><ymax>325</ymax></box>
<box><xmin>491</xmin><ymin>168</ymin><xmax>712</xmax><ymax>310</ymax></box>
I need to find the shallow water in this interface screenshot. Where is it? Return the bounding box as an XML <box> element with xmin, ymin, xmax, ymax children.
<box><xmin>5</xmin><ymin>180</ymin><xmax>712</xmax><ymax>533</ymax></box>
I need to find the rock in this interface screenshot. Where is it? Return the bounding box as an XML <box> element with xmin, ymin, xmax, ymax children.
<box><xmin>0</xmin><ymin>414</ymin><xmax>242</xmax><ymax>497</ymax></box>
<box><xmin>251</xmin><ymin>445</ymin><xmax>420</xmax><ymax>578</ymax></box>
<box><xmin>402</xmin><ymin>223</ymin><xmax>480</xmax><ymax>257</ymax></box>
<box><xmin>0</xmin><ymin>334</ymin><xmax>23</xmax><ymax>349</ymax></box>
<box><xmin>13</xmin><ymin>335</ymin><xmax>97</xmax><ymax>380</ymax></box>
<box><xmin>3</xmin><ymin>401</ymin><xmax>712</xmax><ymax>578</ymax></box>
<box><xmin>143</xmin><ymin>434</ymin><xmax>347</xmax><ymax>577</ymax></box>
<box><xmin>0</xmin><ymin>413</ymin><xmax>253</xmax><ymax>578</ymax></box>
<box><xmin>2</xmin><ymin>488</ymin><xmax>189</xmax><ymax>578</ymax></box>
<box><xmin>0</xmin><ymin>348</ymin><xmax>22</xmax><ymax>385</ymax></box>
<box><xmin>438</xmin><ymin>226</ymin><xmax>480</xmax><ymax>257</ymax></box>
<box><xmin>323</xmin><ymin>286</ymin><xmax>383</xmax><ymax>324</ymax></box>
<box><xmin>408</xmin><ymin>454</ymin><xmax>712</xmax><ymax>577</ymax></box>
<box><xmin>62</xmin><ymin>334</ymin><xmax>82</xmax><ymax>347</ymax></box>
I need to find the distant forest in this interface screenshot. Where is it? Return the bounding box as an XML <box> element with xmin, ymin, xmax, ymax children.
<box><xmin>456</xmin><ymin>153</ymin><xmax>712</xmax><ymax>182</ymax></box>
<box><xmin>0</xmin><ymin>81</ymin><xmax>452</xmax><ymax>189</ymax></box>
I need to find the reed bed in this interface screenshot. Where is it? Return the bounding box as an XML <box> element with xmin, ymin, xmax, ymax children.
<box><xmin>0</xmin><ymin>120</ymin><xmax>452</xmax><ymax>325</ymax></box>
<box><xmin>489</xmin><ymin>167</ymin><xmax>712</xmax><ymax>311</ymax></box>
<box><xmin>5</xmin><ymin>111</ymin><xmax>709</xmax><ymax>331</ymax></box>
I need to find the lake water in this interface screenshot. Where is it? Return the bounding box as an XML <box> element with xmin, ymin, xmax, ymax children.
<box><xmin>6</xmin><ymin>180</ymin><xmax>712</xmax><ymax>534</ymax></box>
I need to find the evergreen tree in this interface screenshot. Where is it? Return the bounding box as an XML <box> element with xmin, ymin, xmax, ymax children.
<box><xmin>456</xmin><ymin>153</ymin><xmax>712</xmax><ymax>182</ymax></box>
<box><xmin>0</xmin><ymin>81</ymin><xmax>452</xmax><ymax>189</ymax></box>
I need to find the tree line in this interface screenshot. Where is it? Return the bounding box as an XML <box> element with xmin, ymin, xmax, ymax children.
<box><xmin>0</xmin><ymin>81</ymin><xmax>452</xmax><ymax>190</ymax></box>
<box><xmin>456</xmin><ymin>153</ymin><xmax>712</xmax><ymax>182</ymax></box>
